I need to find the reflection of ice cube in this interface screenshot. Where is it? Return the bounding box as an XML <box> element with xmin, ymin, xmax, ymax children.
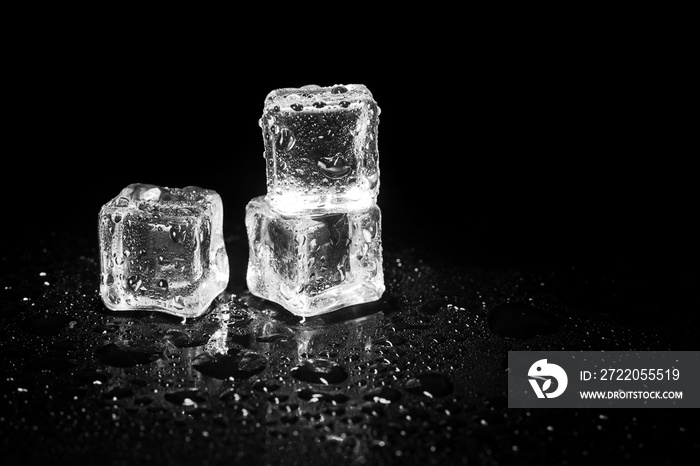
<box><xmin>260</xmin><ymin>84</ymin><xmax>380</xmax><ymax>215</ymax></box>
<box><xmin>98</xmin><ymin>183</ymin><xmax>229</xmax><ymax>317</ymax></box>
<box><xmin>245</xmin><ymin>196</ymin><xmax>384</xmax><ymax>317</ymax></box>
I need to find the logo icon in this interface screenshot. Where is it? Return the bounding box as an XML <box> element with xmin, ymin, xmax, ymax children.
<box><xmin>528</xmin><ymin>359</ymin><xmax>568</xmax><ymax>398</ymax></box>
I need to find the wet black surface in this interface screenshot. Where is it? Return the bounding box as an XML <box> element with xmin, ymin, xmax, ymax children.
<box><xmin>1</xmin><ymin>222</ymin><xmax>698</xmax><ymax>465</ymax></box>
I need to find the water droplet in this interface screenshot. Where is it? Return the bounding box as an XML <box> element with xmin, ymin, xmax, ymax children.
<box><xmin>252</xmin><ymin>380</ymin><xmax>281</xmax><ymax>393</ymax></box>
<box><xmin>127</xmin><ymin>275</ymin><xmax>143</xmax><ymax>292</ymax></box>
<box><xmin>361</xmin><ymin>402</ymin><xmax>385</xmax><ymax>417</ymax></box>
<box><xmin>157</xmin><ymin>279</ymin><xmax>168</xmax><ymax>290</ymax></box>
<box><xmin>312</xmin><ymin>101</ymin><xmax>326</xmax><ymax>108</ymax></box>
<box><xmin>279</xmin><ymin>283</ymin><xmax>295</xmax><ymax>300</ymax></box>
<box><xmin>363</xmin><ymin>386</ymin><xmax>402</xmax><ymax>404</ymax></box>
<box><xmin>331</xmin><ymin>86</ymin><xmax>348</xmax><ymax>94</ymax></box>
<box><xmin>104</xmin><ymin>387</ymin><xmax>135</xmax><ymax>400</ymax></box>
<box><xmin>290</xmin><ymin>103</ymin><xmax>303</xmax><ymax>112</ymax></box>
<box><xmin>111</xmin><ymin>213</ymin><xmax>122</xmax><ymax>223</ymax></box>
<box><xmin>318</xmin><ymin>154</ymin><xmax>351</xmax><ymax>180</ymax></box>
<box><xmin>165</xmin><ymin>389</ymin><xmax>206</xmax><ymax>405</ymax></box>
<box><xmin>291</xmin><ymin>359</ymin><xmax>348</xmax><ymax>385</ymax></box>
<box><xmin>108</xmin><ymin>289</ymin><xmax>120</xmax><ymax>305</ymax></box>
<box><xmin>267</xmin><ymin>393</ymin><xmax>289</xmax><ymax>404</ymax></box>
<box><xmin>75</xmin><ymin>369</ymin><xmax>112</xmax><ymax>385</ymax></box>
<box><xmin>193</xmin><ymin>350</ymin><xmax>267</xmax><ymax>380</ymax></box>
<box><xmin>170</xmin><ymin>224</ymin><xmax>188</xmax><ymax>243</ymax></box>
<box><xmin>172</xmin><ymin>296</ymin><xmax>186</xmax><ymax>309</ymax></box>
<box><xmin>404</xmin><ymin>373</ymin><xmax>453</xmax><ymax>397</ymax></box>
<box><xmin>297</xmin><ymin>388</ymin><xmax>349</xmax><ymax>404</ymax></box>
<box><xmin>275</xmin><ymin>127</ymin><xmax>296</xmax><ymax>152</ymax></box>
<box><xmin>338</xmin><ymin>101</ymin><xmax>350</xmax><ymax>108</ymax></box>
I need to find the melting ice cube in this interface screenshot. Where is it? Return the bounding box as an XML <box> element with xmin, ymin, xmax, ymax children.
<box><xmin>259</xmin><ymin>84</ymin><xmax>380</xmax><ymax>215</ymax></box>
<box><xmin>245</xmin><ymin>195</ymin><xmax>384</xmax><ymax>317</ymax></box>
<box><xmin>98</xmin><ymin>183</ymin><xmax>229</xmax><ymax>318</ymax></box>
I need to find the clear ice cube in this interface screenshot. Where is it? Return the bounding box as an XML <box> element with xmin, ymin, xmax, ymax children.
<box><xmin>98</xmin><ymin>183</ymin><xmax>229</xmax><ymax>318</ymax></box>
<box><xmin>245</xmin><ymin>196</ymin><xmax>384</xmax><ymax>317</ymax></box>
<box><xmin>259</xmin><ymin>84</ymin><xmax>380</xmax><ymax>215</ymax></box>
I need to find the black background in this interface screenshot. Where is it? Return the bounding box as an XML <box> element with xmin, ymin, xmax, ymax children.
<box><xmin>6</xmin><ymin>19</ymin><xmax>695</xmax><ymax>283</ymax></box>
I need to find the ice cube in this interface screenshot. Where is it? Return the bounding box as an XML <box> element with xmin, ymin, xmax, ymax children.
<box><xmin>245</xmin><ymin>196</ymin><xmax>384</xmax><ymax>317</ymax></box>
<box><xmin>259</xmin><ymin>84</ymin><xmax>380</xmax><ymax>215</ymax></box>
<box><xmin>98</xmin><ymin>183</ymin><xmax>229</xmax><ymax>318</ymax></box>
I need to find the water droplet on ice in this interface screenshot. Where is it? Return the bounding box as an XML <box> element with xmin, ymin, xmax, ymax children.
<box><xmin>170</xmin><ymin>224</ymin><xmax>187</xmax><ymax>243</ymax></box>
<box><xmin>318</xmin><ymin>154</ymin><xmax>351</xmax><ymax>180</ymax></box>
<box><xmin>108</xmin><ymin>289</ymin><xmax>120</xmax><ymax>304</ymax></box>
<box><xmin>157</xmin><ymin>279</ymin><xmax>168</xmax><ymax>290</ymax></box>
<box><xmin>172</xmin><ymin>296</ymin><xmax>186</xmax><ymax>308</ymax></box>
<box><xmin>127</xmin><ymin>275</ymin><xmax>142</xmax><ymax>292</ymax></box>
<box><xmin>331</xmin><ymin>86</ymin><xmax>348</xmax><ymax>94</ymax></box>
<box><xmin>360</xmin><ymin>242</ymin><xmax>370</xmax><ymax>257</ymax></box>
<box><xmin>279</xmin><ymin>283</ymin><xmax>295</xmax><ymax>300</ymax></box>
<box><xmin>275</xmin><ymin>127</ymin><xmax>296</xmax><ymax>152</ymax></box>
<box><xmin>312</xmin><ymin>101</ymin><xmax>326</xmax><ymax>108</ymax></box>
<box><xmin>338</xmin><ymin>101</ymin><xmax>350</xmax><ymax>108</ymax></box>
<box><xmin>290</xmin><ymin>103</ymin><xmax>303</xmax><ymax>112</ymax></box>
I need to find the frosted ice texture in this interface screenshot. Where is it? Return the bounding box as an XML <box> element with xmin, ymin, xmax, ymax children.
<box><xmin>246</xmin><ymin>196</ymin><xmax>384</xmax><ymax>317</ymax></box>
<box><xmin>260</xmin><ymin>84</ymin><xmax>380</xmax><ymax>215</ymax></box>
<box><xmin>98</xmin><ymin>183</ymin><xmax>229</xmax><ymax>318</ymax></box>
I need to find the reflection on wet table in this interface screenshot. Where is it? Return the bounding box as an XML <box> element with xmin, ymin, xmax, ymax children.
<box><xmin>0</xmin><ymin>230</ymin><xmax>697</xmax><ymax>465</ymax></box>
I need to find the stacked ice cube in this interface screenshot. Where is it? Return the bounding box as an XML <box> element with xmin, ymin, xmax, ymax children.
<box><xmin>246</xmin><ymin>84</ymin><xmax>385</xmax><ymax>317</ymax></box>
<box><xmin>98</xmin><ymin>183</ymin><xmax>229</xmax><ymax>318</ymax></box>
